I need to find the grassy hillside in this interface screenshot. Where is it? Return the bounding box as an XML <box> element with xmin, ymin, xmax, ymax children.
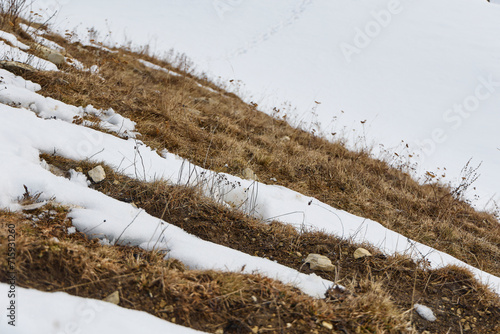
<box><xmin>0</xmin><ymin>15</ymin><xmax>500</xmax><ymax>333</ymax></box>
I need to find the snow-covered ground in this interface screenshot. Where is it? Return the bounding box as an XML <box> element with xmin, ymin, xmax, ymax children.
<box><xmin>30</xmin><ymin>0</ymin><xmax>500</xmax><ymax>212</ymax></box>
<box><xmin>0</xmin><ymin>284</ymin><xmax>206</xmax><ymax>333</ymax></box>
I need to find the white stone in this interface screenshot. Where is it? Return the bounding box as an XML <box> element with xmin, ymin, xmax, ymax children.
<box><xmin>414</xmin><ymin>304</ymin><xmax>436</xmax><ymax>322</ymax></box>
<box><xmin>103</xmin><ymin>291</ymin><xmax>120</xmax><ymax>305</ymax></box>
<box><xmin>88</xmin><ymin>165</ymin><xmax>106</xmax><ymax>183</ymax></box>
<box><xmin>34</xmin><ymin>44</ymin><xmax>65</xmax><ymax>65</ymax></box>
<box><xmin>354</xmin><ymin>248</ymin><xmax>372</xmax><ymax>259</ymax></box>
<box><xmin>304</xmin><ymin>254</ymin><xmax>335</xmax><ymax>272</ymax></box>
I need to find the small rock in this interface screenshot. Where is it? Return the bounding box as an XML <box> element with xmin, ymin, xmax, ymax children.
<box><xmin>353</xmin><ymin>248</ymin><xmax>372</xmax><ymax>259</ymax></box>
<box><xmin>75</xmin><ymin>167</ymin><xmax>83</xmax><ymax>173</ymax></box>
<box><xmin>0</xmin><ymin>60</ymin><xmax>37</xmax><ymax>73</ymax></box>
<box><xmin>251</xmin><ymin>326</ymin><xmax>259</xmax><ymax>333</ymax></box>
<box><xmin>88</xmin><ymin>165</ymin><xmax>106</xmax><ymax>183</ymax></box>
<box><xmin>215</xmin><ymin>330</ymin><xmax>224</xmax><ymax>334</ymax></box>
<box><xmin>463</xmin><ymin>323</ymin><xmax>471</xmax><ymax>331</ymax></box>
<box><xmin>67</xmin><ymin>227</ymin><xmax>76</xmax><ymax>235</ymax></box>
<box><xmin>304</xmin><ymin>254</ymin><xmax>335</xmax><ymax>272</ymax></box>
<box><xmin>103</xmin><ymin>291</ymin><xmax>120</xmax><ymax>305</ymax></box>
<box><xmin>414</xmin><ymin>304</ymin><xmax>436</xmax><ymax>322</ymax></box>
<box><xmin>270</xmin><ymin>177</ymin><xmax>277</xmax><ymax>182</ymax></box>
<box><xmin>280</xmin><ymin>136</ymin><xmax>291</xmax><ymax>142</ymax></box>
<box><xmin>33</xmin><ymin>44</ymin><xmax>65</xmax><ymax>65</ymax></box>
<box><xmin>321</xmin><ymin>321</ymin><xmax>333</xmax><ymax>330</ymax></box>
<box><xmin>242</xmin><ymin>167</ymin><xmax>258</xmax><ymax>181</ymax></box>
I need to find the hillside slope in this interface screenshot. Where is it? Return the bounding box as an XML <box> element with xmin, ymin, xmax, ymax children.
<box><xmin>0</xmin><ymin>12</ymin><xmax>499</xmax><ymax>334</ymax></box>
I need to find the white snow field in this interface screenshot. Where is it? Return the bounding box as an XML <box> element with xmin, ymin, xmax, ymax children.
<box><xmin>31</xmin><ymin>0</ymin><xmax>500</xmax><ymax>212</ymax></box>
<box><xmin>0</xmin><ymin>284</ymin><xmax>207</xmax><ymax>334</ymax></box>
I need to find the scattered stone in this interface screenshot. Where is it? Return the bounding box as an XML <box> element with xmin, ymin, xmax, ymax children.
<box><xmin>75</xmin><ymin>167</ymin><xmax>83</xmax><ymax>173</ymax></box>
<box><xmin>463</xmin><ymin>323</ymin><xmax>471</xmax><ymax>331</ymax></box>
<box><xmin>215</xmin><ymin>329</ymin><xmax>224</xmax><ymax>334</ymax></box>
<box><xmin>103</xmin><ymin>291</ymin><xmax>120</xmax><ymax>305</ymax></box>
<box><xmin>321</xmin><ymin>321</ymin><xmax>333</xmax><ymax>330</ymax></box>
<box><xmin>353</xmin><ymin>248</ymin><xmax>372</xmax><ymax>259</ymax></box>
<box><xmin>280</xmin><ymin>136</ymin><xmax>291</xmax><ymax>142</ymax></box>
<box><xmin>251</xmin><ymin>326</ymin><xmax>259</xmax><ymax>333</ymax></box>
<box><xmin>270</xmin><ymin>177</ymin><xmax>277</xmax><ymax>182</ymax></box>
<box><xmin>67</xmin><ymin>227</ymin><xmax>76</xmax><ymax>235</ymax></box>
<box><xmin>286</xmin><ymin>323</ymin><xmax>292</xmax><ymax>328</ymax></box>
<box><xmin>251</xmin><ymin>295</ymin><xmax>258</xmax><ymax>303</ymax></box>
<box><xmin>304</xmin><ymin>254</ymin><xmax>335</xmax><ymax>272</ymax></box>
<box><xmin>0</xmin><ymin>60</ymin><xmax>37</xmax><ymax>73</ymax></box>
<box><xmin>414</xmin><ymin>304</ymin><xmax>436</xmax><ymax>322</ymax></box>
<box><xmin>242</xmin><ymin>167</ymin><xmax>258</xmax><ymax>181</ymax></box>
<box><xmin>50</xmin><ymin>237</ymin><xmax>60</xmax><ymax>243</ymax></box>
<box><xmin>88</xmin><ymin>165</ymin><xmax>106</xmax><ymax>183</ymax></box>
<box><xmin>33</xmin><ymin>44</ymin><xmax>65</xmax><ymax>65</ymax></box>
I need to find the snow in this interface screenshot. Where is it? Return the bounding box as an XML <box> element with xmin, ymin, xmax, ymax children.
<box><xmin>0</xmin><ymin>40</ymin><xmax>58</xmax><ymax>71</ymax></box>
<box><xmin>414</xmin><ymin>304</ymin><xmax>437</xmax><ymax>322</ymax></box>
<box><xmin>0</xmin><ymin>284</ymin><xmax>207</xmax><ymax>333</ymax></box>
<box><xmin>33</xmin><ymin>0</ymin><xmax>500</xmax><ymax>212</ymax></box>
<box><xmin>18</xmin><ymin>24</ymin><xmax>66</xmax><ymax>52</ymax></box>
<box><xmin>0</xmin><ymin>69</ymin><xmax>136</xmax><ymax>138</ymax></box>
<box><xmin>138</xmin><ymin>59</ymin><xmax>181</xmax><ymax>76</ymax></box>
<box><xmin>0</xmin><ymin>31</ymin><xmax>29</xmax><ymax>50</ymax></box>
